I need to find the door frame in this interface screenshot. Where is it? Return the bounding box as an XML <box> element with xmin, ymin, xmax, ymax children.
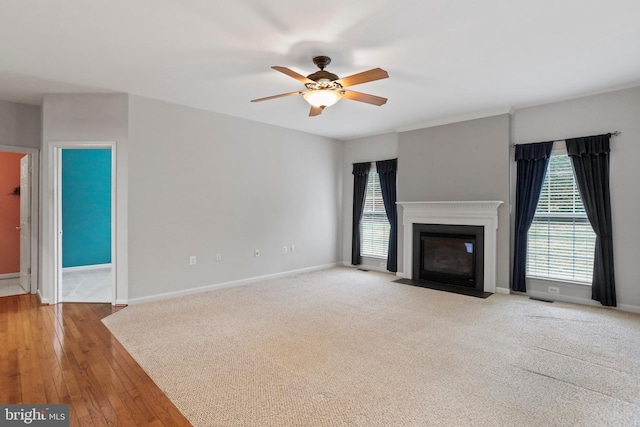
<box><xmin>19</xmin><ymin>154</ymin><xmax>31</xmax><ymax>291</ymax></box>
<box><xmin>0</xmin><ymin>145</ymin><xmax>38</xmax><ymax>295</ymax></box>
<box><xmin>51</xmin><ymin>141</ymin><xmax>117</xmax><ymax>305</ymax></box>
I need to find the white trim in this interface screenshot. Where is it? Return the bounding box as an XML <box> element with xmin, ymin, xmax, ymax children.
<box><xmin>0</xmin><ymin>273</ymin><xmax>19</xmax><ymax>279</ymax></box>
<box><xmin>62</xmin><ymin>263</ymin><xmax>112</xmax><ymax>273</ymax></box>
<box><xmin>0</xmin><ymin>145</ymin><xmax>39</xmax><ymax>295</ymax></box>
<box><xmin>37</xmin><ymin>289</ymin><xmax>49</xmax><ymax>305</ymax></box>
<box><xmin>527</xmin><ymin>275</ymin><xmax>591</xmax><ymax>287</ymax></box>
<box><xmin>512</xmin><ymin>80</ymin><xmax>640</xmax><ymax>112</ymax></box>
<box><xmin>495</xmin><ymin>287</ymin><xmax>511</xmax><ymax>295</ymax></box>
<box><xmin>44</xmin><ymin>141</ymin><xmax>120</xmax><ymax>305</ymax></box>
<box><xmin>526</xmin><ymin>290</ymin><xmax>601</xmax><ymax>308</ymax></box>
<box><xmin>127</xmin><ymin>263</ymin><xmax>340</xmax><ymax>305</ymax></box>
<box><xmin>397</xmin><ymin>201</ymin><xmax>503</xmax><ymax>293</ymax></box>
<box><xmin>617</xmin><ymin>304</ymin><xmax>640</xmax><ymax>314</ymax></box>
<box><xmin>341</xmin><ymin>261</ymin><xmax>396</xmax><ymax>275</ymax></box>
<box><xmin>394</xmin><ymin>108</ymin><xmax>512</xmax><ymax>134</ymax></box>
<box><xmin>526</xmin><ymin>290</ymin><xmax>640</xmax><ymax>314</ymax></box>
<box><xmin>551</xmin><ymin>140</ymin><xmax>568</xmax><ymax>156</ymax></box>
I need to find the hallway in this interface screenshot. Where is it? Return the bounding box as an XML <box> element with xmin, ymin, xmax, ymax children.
<box><xmin>0</xmin><ymin>277</ymin><xmax>26</xmax><ymax>297</ymax></box>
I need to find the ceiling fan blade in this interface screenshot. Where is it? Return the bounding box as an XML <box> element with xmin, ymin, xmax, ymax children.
<box><xmin>335</xmin><ymin>68</ymin><xmax>389</xmax><ymax>88</ymax></box>
<box><xmin>342</xmin><ymin>90</ymin><xmax>387</xmax><ymax>106</ymax></box>
<box><xmin>309</xmin><ymin>105</ymin><xmax>324</xmax><ymax>117</ymax></box>
<box><xmin>251</xmin><ymin>91</ymin><xmax>303</xmax><ymax>103</ymax></box>
<box><xmin>272</xmin><ymin>66</ymin><xmax>314</xmax><ymax>84</ymax></box>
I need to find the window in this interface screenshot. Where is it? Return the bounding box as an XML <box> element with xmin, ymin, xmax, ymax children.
<box><xmin>360</xmin><ymin>164</ymin><xmax>390</xmax><ymax>258</ymax></box>
<box><xmin>527</xmin><ymin>147</ymin><xmax>596</xmax><ymax>282</ymax></box>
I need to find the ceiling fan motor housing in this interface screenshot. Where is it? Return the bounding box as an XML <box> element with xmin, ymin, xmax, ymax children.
<box><xmin>307</xmin><ymin>56</ymin><xmax>339</xmax><ymax>82</ymax></box>
<box><xmin>313</xmin><ymin>56</ymin><xmax>331</xmax><ymax>70</ymax></box>
<box><xmin>306</xmin><ymin>70</ymin><xmax>340</xmax><ymax>83</ymax></box>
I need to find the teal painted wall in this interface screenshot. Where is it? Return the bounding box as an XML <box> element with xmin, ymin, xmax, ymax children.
<box><xmin>62</xmin><ymin>149</ymin><xmax>112</xmax><ymax>267</ymax></box>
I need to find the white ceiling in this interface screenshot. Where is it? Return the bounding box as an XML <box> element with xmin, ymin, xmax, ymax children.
<box><xmin>1</xmin><ymin>0</ymin><xmax>639</xmax><ymax>140</ymax></box>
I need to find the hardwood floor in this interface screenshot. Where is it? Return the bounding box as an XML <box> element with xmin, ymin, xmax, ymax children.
<box><xmin>0</xmin><ymin>294</ymin><xmax>192</xmax><ymax>426</ymax></box>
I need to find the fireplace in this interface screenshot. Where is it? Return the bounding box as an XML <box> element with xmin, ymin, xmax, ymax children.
<box><xmin>397</xmin><ymin>201</ymin><xmax>503</xmax><ymax>293</ymax></box>
<box><xmin>412</xmin><ymin>224</ymin><xmax>484</xmax><ymax>290</ymax></box>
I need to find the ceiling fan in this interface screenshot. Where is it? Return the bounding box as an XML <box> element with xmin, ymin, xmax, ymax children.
<box><xmin>251</xmin><ymin>56</ymin><xmax>389</xmax><ymax>117</ymax></box>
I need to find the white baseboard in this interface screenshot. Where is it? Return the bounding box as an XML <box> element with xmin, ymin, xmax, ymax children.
<box><xmin>341</xmin><ymin>261</ymin><xmax>397</xmax><ymax>275</ymax></box>
<box><xmin>617</xmin><ymin>303</ymin><xmax>640</xmax><ymax>314</ymax></box>
<box><xmin>63</xmin><ymin>263</ymin><xmax>112</xmax><ymax>273</ymax></box>
<box><xmin>127</xmin><ymin>263</ymin><xmax>340</xmax><ymax>305</ymax></box>
<box><xmin>527</xmin><ymin>290</ymin><xmax>640</xmax><ymax>314</ymax></box>
<box><xmin>527</xmin><ymin>290</ymin><xmax>602</xmax><ymax>307</ymax></box>
<box><xmin>0</xmin><ymin>273</ymin><xmax>19</xmax><ymax>280</ymax></box>
<box><xmin>495</xmin><ymin>287</ymin><xmax>510</xmax><ymax>295</ymax></box>
<box><xmin>38</xmin><ymin>289</ymin><xmax>50</xmax><ymax>305</ymax></box>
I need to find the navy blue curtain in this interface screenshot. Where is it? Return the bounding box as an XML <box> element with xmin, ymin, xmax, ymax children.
<box><xmin>352</xmin><ymin>162</ymin><xmax>371</xmax><ymax>265</ymax></box>
<box><xmin>512</xmin><ymin>141</ymin><xmax>553</xmax><ymax>292</ymax></box>
<box><xmin>566</xmin><ymin>134</ymin><xmax>616</xmax><ymax>306</ymax></box>
<box><xmin>376</xmin><ymin>159</ymin><xmax>398</xmax><ymax>272</ymax></box>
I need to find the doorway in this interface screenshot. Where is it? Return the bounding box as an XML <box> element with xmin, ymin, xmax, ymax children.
<box><xmin>0</xmin><ymin>147</ymin><xmax>37</xmax><ymax>298</ymax></box>
<box><xmin>55</xmin><ymin>145</ymin><xmax>116</xmax><ymax>303</ymax></box>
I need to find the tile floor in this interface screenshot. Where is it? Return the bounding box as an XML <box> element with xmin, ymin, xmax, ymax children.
<box><xmin>0</xmin><ymin>277</ymin><xmax>27</xmax><ymax>297</ymax></box>
<box><xmin>62</xmin><ymin>266</ymin><xmax>112</xmax><ymax>303</ymax></box>
<box><xmin>0</xmin><ymin>267</ymin><xmax>112</xmax><ymax>302</ymax></box>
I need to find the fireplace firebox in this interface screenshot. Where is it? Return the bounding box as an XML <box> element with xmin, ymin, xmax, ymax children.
<box><xmin>412</xmin><ymin>224</ymin><xmax>484</xmax><ymax>291</ymax></box>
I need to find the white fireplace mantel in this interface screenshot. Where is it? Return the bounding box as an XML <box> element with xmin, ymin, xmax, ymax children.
<box><xmin>397</xmin><ymin>201</ymin><xmax>503</xmax><ymax>293</ymax></box>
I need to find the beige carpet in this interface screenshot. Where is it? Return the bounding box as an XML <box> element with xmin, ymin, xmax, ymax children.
<box><xmin>103</xmin><ymin>267</ymin><xmax>640</xmax><ymax>426</ymax></box>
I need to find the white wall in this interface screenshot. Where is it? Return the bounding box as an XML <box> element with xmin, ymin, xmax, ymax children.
<box><xmin>512</xmin><ymin>86</ymin><xmax>640</xmax><ymax>311</ymax></box>
<box><xmin>341</xmin><ymin>132</ymin><xmax>398</xmax><ymax>270</ymax></box>
<box><xmin>397</xmin><ymin>114</ymin><xmax>511</xmax><ymax>288</ymax></box>
<box><xmin>41</xmin><ymin>93</ymin><xmax>129</xmax><ymax>304</ymax></box>
<box><xmin>0</xmin><ymin>100</ymin><xmax>41</xmax><ymax>290</ymax></box>
<box><xmin>128</xmin><ymin>96</ymin><xmax>343</xmax><ymax>300</ymax></box>
<box><xmin>0</xmin><ymin>100</ymin><xmax>41</xmax><ymax>149</ymax></box>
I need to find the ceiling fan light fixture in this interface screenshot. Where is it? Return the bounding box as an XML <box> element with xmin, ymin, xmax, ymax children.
<box><xmin>251</xmin><ymin>56</ymin><xmax>389</xmax><ymax>115</ymax></box>
<box><xmin>303</xmin><ymin>89</ymin><xmax>343</xmax><ymax>108</ymax></box>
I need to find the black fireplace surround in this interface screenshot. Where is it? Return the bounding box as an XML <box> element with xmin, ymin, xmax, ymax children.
<box><xmin>412</xmin><ymin>224</ymin><xmax>484</xmax><ymax>291</ymax></box>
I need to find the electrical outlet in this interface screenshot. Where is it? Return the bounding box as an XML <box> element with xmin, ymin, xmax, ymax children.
<box><xmin>282</xmin><ymin>246</ymin><xmax>288</xmax><ymax>254</ymax></box>
<box><xmin>216</xmin><ymin>253</ymin><xmax>222</xmax><ymax>261</ymax></box>
<box><xmin>290</xmin><ymin>244</ymin><xmax>295</xmax><ymax>252</ymax></box>
<box><xmin>189</xmin><ymin>255</ymin><xmax>196</xmax><ymax>265</ymax></box>
<box><xmin>255</xmin><ymin>249</ymin><xmax>260</xmax><ymax>257</ymax></box>
<box><xmin>548</xmin><ymin>286</ymin><xmax>560</xmax><ymax>294</ymax></box>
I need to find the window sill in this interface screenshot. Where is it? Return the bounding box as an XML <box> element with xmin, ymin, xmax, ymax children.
<box><xmin>361</xmin><ymin>254</ymin><xmax>387</xmax><ymax>260</ymax></box>
<box><xmin>527</xmin><ymin>275</ymin><xmax>591</xmax><ymax>287</ymax></box>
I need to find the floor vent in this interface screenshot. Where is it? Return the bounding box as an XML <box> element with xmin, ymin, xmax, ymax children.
<box><xmin>529</xmin><ymin>297</ymin><xmax>554</xmax><ymax>303</ymax></box>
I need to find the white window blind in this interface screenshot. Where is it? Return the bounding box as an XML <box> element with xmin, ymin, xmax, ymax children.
<box><xmin>527</xmin><ymin>152</ymin><xmax>596</xmax><ymax>283</ymax></box>
<box><xmin>361</xmin><ymin>165</ymin><xmax>390</xmax><ymax>258</ymax></box>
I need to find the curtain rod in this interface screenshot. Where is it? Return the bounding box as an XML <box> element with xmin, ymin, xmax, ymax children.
<box><xmin>511</xmin><ymin>131</ymin><xmax>620</xmax><ymax>146</ymax></box>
